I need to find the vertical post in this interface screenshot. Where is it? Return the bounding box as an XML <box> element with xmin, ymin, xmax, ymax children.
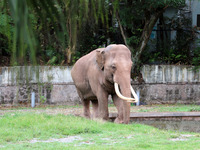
<box><xmin>31</xmin><ymin>92</ymin><xmax>35</xmax><ymax>108</ymax></box>
<box><xmin>136</xmin><ymin>90</ymin><xmax>140</xmax><ymax>106</ymax></box>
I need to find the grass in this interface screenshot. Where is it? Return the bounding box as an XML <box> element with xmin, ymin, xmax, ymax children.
<box><xmin>136</xmin><ymin>104</ymin><xmax>200</xmax><ymax>112</ymax></box>
<box><xmin>0</xmin><ymin>111</ymin><xmax>200</xmax><ymax>150</ymax></box>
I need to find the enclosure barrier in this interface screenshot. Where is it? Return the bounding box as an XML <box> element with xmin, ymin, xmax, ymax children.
<box><xmin>0</xmin><ymin>65</ymin><xmax>200</xmax><ymax>106</ymax></box>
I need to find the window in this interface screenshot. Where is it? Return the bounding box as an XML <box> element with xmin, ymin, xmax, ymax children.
<box><xmin>197</xmin><ymin>14</ymin><xmax>200</xmax><ymax>27</ymax></box>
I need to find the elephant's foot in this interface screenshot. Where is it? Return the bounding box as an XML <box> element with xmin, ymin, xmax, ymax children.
<box><xmin>91</xmin><ymin>112</ymin><xmax>98</xmax><ymax>120</ymax></box>
<box><xmin>91</xmin><ymin>108</ymin><xmax>98</xmax><ymax>119</ymax></box>
<box><xmin>114</xmin><ymin>117</ymin><xmax>124</xmax><ymax>124</ymax></box>
<box><xmin>97</xmin><ymin>108</ymin><xmax>109</xmax><ymax>121</ymax></box>
<box><xmin>83</xmin><ymin>109</ymin><xmax>91</xmax><ymax>119</ymax></box>
<box><xmin>97</xmin><ymin>113</ymin><xmax>109</xmax><ymax>121</ymax></box>
<box><xmin>83</xmin><ymin>113</ymin><xmax>91</xmax><ymax>119</ymax></box>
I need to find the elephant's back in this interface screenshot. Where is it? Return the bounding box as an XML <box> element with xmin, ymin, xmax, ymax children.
<box><xmin>71</xmin><ymin>50</ymin><xmax>96</xmax><ymax>72</ymax></box>
<box><xmin>71</xmin><ymin>50</ymin><xmax>96</xmax><ymax>85</ymax></box>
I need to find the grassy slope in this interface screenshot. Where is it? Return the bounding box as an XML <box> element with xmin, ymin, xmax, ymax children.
<box><xmin>0</xmin><ymin>112</ymin><xmax>200</xmax><ymax>150</ymax></box>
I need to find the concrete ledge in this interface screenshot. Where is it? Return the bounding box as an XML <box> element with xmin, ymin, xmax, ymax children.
<box><xmin>109</xmin><ymin>112</ymin><xmax>200</xmax><ymax>121</ymax></box>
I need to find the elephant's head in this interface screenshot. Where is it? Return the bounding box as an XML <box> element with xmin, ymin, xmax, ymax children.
<box><xmin>96</xmin><ymin>44</ymin><xmax>138</xmax><ymax>103</ymax></box>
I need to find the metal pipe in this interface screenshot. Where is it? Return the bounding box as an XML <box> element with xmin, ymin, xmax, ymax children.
<box><xmin>136</xmin><ymin>90</ymin><xmax>140</xmax><ymax>106</ymax></box>
<box><xmin>31</xmin><ymin>92</ymin><xmax>35</xmax><ymax>108</ymax></box>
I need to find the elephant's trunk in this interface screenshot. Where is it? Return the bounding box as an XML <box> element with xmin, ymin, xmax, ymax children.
<box><xmin>113</xmin><ymin>72</ymin><xmax>139</xmax><ymax>124</ymax></box>
<box><xmin>116</xmin><ymin>81</ymin><xmax>131</xmax><ymax>124</ymax></box>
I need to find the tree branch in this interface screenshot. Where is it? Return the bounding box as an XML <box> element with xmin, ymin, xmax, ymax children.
<box><xmin>116</xmin><ymin>11</ymin><xmax>130</xmax><ymax>49</ymax></box>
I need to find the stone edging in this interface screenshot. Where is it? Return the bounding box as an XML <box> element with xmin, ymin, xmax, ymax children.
<box><xmin>109</xmin><ymin>112</ymin><xmax>200</xmax><ymax>121</ymax></box>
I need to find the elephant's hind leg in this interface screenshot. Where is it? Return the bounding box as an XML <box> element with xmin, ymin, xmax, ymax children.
<box><xmin>76</xmin><ymin>89</ymin><xmax>91</xmax><ymax>118</ymax></box>
<box><xmin>82</xmin><ymin>99</ymin><xmax>91</xmax><ymax>118</ymax></box>
<box><xmin>91</xmin><ymin>100</ymin><xmax>98</xmax><ymax>119</ymax></box>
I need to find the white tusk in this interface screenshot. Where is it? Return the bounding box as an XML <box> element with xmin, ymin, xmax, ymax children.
<box><xmin>114</xmin><ymin>83</ymin><xmax>135</xmax><ymax>102</ymax></box>
<box><xmin>130</xmin><ymin>86</ymin><xmax>139</xmax><ymax>103</ymax></box>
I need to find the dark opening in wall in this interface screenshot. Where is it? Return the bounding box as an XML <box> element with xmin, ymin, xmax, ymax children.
<box><xmin>197</xmin><ymin>14</ymin><xmax>200</xmax><ymax>27</ymax></box>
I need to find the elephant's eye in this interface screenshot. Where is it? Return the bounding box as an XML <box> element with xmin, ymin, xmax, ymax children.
<box><xmin>111</xmin><ymin>64</ymin><xmax>116</xmax><ymax>70</ymax></box>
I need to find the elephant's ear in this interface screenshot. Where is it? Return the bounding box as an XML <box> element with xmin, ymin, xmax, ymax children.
<box><xmin>96</xmin><ymin>48</ymin><xmax>105</xmax><ymax>71</ymax></box>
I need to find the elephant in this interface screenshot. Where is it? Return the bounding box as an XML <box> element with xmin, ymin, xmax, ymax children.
<box><xmin>71</xmin><ymin>44</ymin><xmax>138</xmax><ymax>124</ymax></box>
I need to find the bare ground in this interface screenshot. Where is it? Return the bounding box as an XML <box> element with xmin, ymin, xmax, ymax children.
<box><xmin>0</xmin><ymin>105</ymin><xmax>152</xmax><ymax>116</ymax></box>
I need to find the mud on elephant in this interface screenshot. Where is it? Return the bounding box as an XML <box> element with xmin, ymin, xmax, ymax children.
<box><xmin>71</xmin><ymin>44</ymin><xmax>138</xmax><ymax>124</ymax></box>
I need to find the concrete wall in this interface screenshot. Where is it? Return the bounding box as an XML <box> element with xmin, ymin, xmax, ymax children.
<box><xmin>0</xmin><ymin>66</ymin><xmax>80</xmax><ymax>106</ymax></box>
<box><xmin>139</xmin><ymin>65</ymin><xmax>200</xmax><ymax>104</ymax></box>
<box><xmin>141</xmin><ymin>65</ymin><xmax>200</xmax><ymax>83</ymax></box>
<box><xmin>0</xmin><ymin>65</ymin><xmax>200</xmax><ymax>106</ymax></box>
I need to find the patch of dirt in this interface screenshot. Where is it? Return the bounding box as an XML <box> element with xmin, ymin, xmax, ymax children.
<box><xmin>29</xmin><ymin>136</ymin><xmax>82</xmax><ymax>143</ymax></box>
<box><xmin>0</xmin><ymin>105</ymin><xmax>162</xmax><ymax>116</ymax></box>
<box><xmin>170</xmin><ymin>134</ymin><xmax>194</xmax><ymax>141</ymax></box>
<box><xmin>0</xmin><ymin>107</ymin><xmax>84</xmax><ymax>117</ymax></box>
<box><xmin>77</xmin><ymin>141</ymin><xmax>94</xmax><ymax>146</ymax></box>
<box><xmin>0</xmin><ymin>145</ymin><xmax>5</xmax><ymax>148</ymax></box>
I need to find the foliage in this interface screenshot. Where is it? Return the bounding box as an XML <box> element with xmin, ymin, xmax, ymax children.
<box><xmin>192</xmin><ymin>46</ymin><xmax>200</xmax><ymax>69</ymax></box>
<box><xmin>117</xmin><ymin>0</ymin><xmax>185</xmax><ymax>49</ymax></box>
<box><xmin>0</xmin><ymin>1</ymin><xmax>14</xmax><ymax>56</ymax></box>
<box><xmin>0</xmin><ymin>0</ymin><xmax>108</xmax><ymax>66</ymax></box>
<box><xmin>107</xmin><ymin>0</ymin><xmax>194</xmax><ymax>75</ymax></box>
<box><xmin>0</xmin><ymin>0</ymin><xmax>199</xmax><ymax>68</ymax></box>
<box><xmin>141</xmin><ymin>9</ymin><xmax>199</xmax><ymax>65</ymax></box>
<box><xmin>40</xmin><ymin>96</ymin><xmax>47</xmax><ymax>104</ymax></box>
<box><xmin>72</xmin><ymin>22</ymin><xmax>107</xmax><ymax>63</ymax></box>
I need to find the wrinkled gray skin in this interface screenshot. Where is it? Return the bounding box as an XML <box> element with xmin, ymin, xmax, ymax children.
<box><xmin>71</xmin><ymin>44</ymin><xmax>133</xmax><ymax>124</ymax></box>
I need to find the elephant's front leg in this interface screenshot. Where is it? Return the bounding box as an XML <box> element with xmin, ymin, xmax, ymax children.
<box><xmin>112</xmin><ymin>94</ymin><xmax>124</xmax><ymax>123</ymax></box>
<box><xmin>96</xmin><ymin>88</ymin><xmax>109</xmax><ymax>120</ymax></box>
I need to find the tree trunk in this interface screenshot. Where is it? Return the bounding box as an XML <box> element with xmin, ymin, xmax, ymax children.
<box><xmin>132</xmin><ymin>9</ymin><xmax>166</xmax><ymax>70</ymax></box>
<box><xmin>116</xmin><ymin>7</ymin><xmax>168</xmax><ymax>71</ymax></box>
